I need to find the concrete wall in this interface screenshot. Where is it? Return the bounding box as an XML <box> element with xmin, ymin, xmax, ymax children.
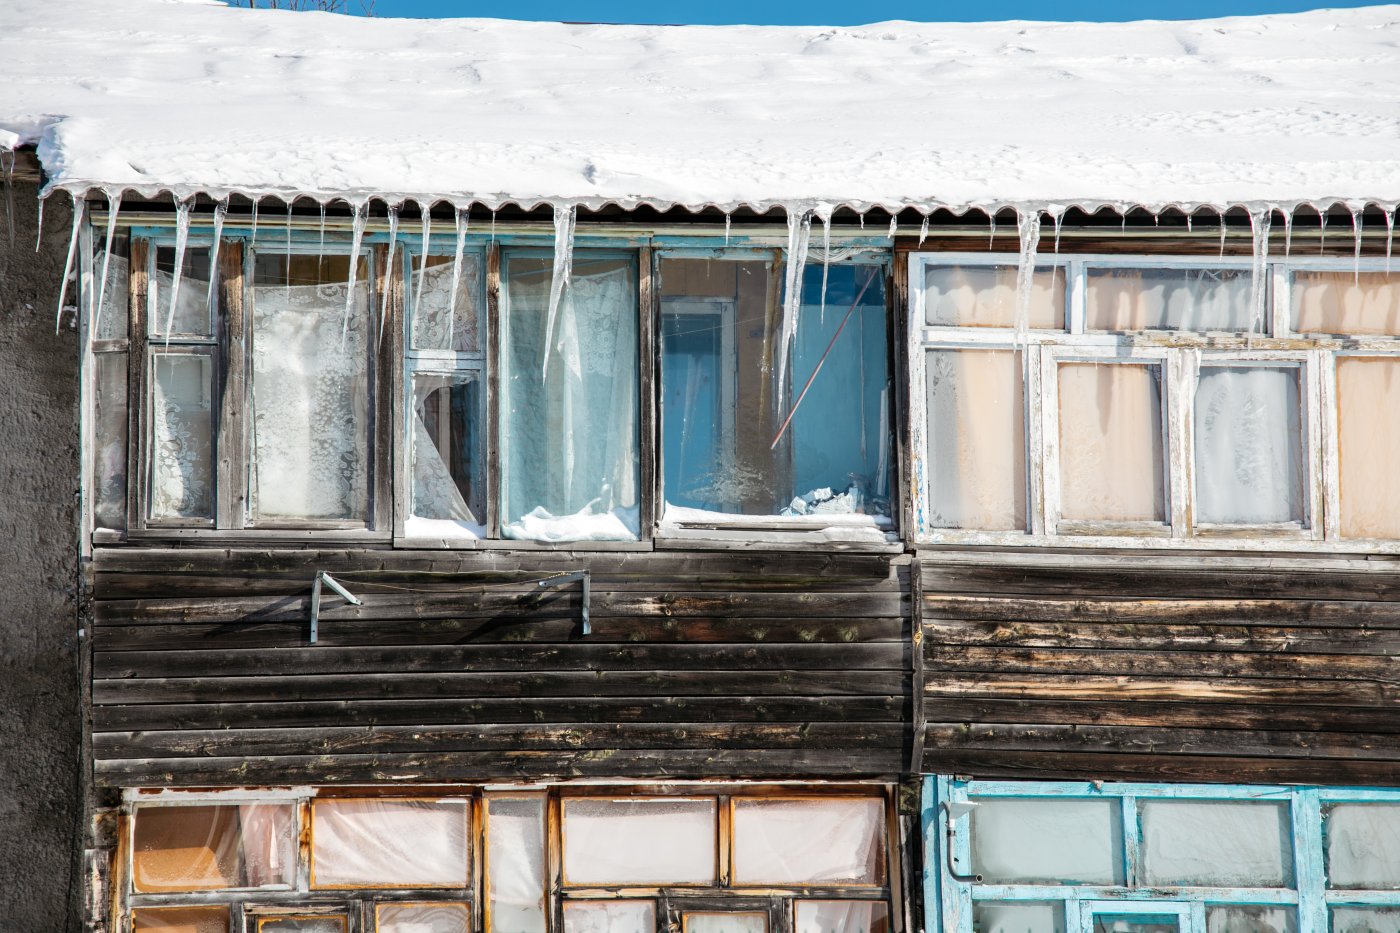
<box><xmin>0</xmin><ymin>180</ymin><xmax>82</xmax><ymax>930</ymax></box>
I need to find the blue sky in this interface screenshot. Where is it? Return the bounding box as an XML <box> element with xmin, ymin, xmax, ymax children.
<box><xmin>360</xmin><ymin>0</ymin><xmax>1381</xmax><ymax>25</ymax></box>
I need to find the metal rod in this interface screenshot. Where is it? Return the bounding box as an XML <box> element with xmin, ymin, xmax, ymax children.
<box><xmin>309</xmin><ymin>571</ymin><xmax>363</xmax><ymax>645</ymax></box>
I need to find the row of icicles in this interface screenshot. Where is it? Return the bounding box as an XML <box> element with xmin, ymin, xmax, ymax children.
<box><xmin>29</xmin><ymin>186</ymin><xmax>1400</xmax><ymax>360</ymax></box>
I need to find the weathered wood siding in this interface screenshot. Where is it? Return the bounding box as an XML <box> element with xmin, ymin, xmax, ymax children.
<box><xmin>919</xmin><ymin>555</ymin><xmax>1400</xmax><ymax>785</ymax></box>
<box><xmin>89</xmin><ymin>548</ymin><xmax>911</xmax><ymax>787</ymax></box>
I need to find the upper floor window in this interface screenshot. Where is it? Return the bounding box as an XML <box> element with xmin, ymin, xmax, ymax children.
<box><xmin>910</xmin><ymin>252</ymin><xmax>1400</xmax><ymax>550</ymax></box>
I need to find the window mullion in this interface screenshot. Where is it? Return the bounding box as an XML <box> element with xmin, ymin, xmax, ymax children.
<box><xmin>1167</xmin><ymin>349</ymin><xmax>1196</xmax><ymax>538</ymax></box>
<box><xmin>1318</xmin><ymin>351</ymin><xmax>1341</xmax><ymax>542</ymax></box>
<box><xmin>1026</xmin><ymin>344</ymin><xmax>1047</xmax><ymax>537</ymax></box>
<box><xmin>485</xmin><ymin>242</ymin><xmax>502</xmax><ymax>539</ymax></box>
<box><xmin>638</xmin><ymin>242</ymin><xmax>658</xmax><ymax>540</ymax></box>
<box><xmin>127</xmin><ymin>237</ymin><xmax>151</xmax><ymax>533</ymax></box>
<box><xmin>1039</xmin><ymin>348</ymin><xmax>1062</xmax><ymax>534</ymax></box>
<box><xmin>373</xmin><ymin>243</ymin><xmax>398</xmax><ymax>535</ymax></box>
<box><xmin>215</xmin><ymin>238</ymin><xmax>246</xmax><ymax>530</ymax></box>
<box><xmin>1291</xmin><ymin>788</ymin><xmax>1327</xmax><ymax>933</ymax></box>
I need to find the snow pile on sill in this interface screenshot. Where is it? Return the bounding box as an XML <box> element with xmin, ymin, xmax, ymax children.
<box><xmin>1</xmin><ymin>0</ymin><xmax>1399</xmax><ymax>217</ymax></box>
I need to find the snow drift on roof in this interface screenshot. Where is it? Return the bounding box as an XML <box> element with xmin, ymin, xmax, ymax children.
<box><xmin>2</xmin><ymin>0</ymin><xmax>1399</xmax><ymax>214</ymax></box>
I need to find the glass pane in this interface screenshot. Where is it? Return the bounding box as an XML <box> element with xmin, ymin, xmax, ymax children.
<box><xmin>1141</xmin><ymin>800</ymin><xmax>1292</xmax><ymax>887</ymax></box>
<box><xmin>149</xmin><ymin>352</ymin><xmax>214</xmax><ymax>522</ymax></box>
<box><xmin>970</xmin><ymin>797</ymin><xmax>1124</xmax><ymax>885</ymax></box>
<box><xmin>151</xmin><ymin>246</ymin><xmax>212</xmax><ymax>337</ymax></box>
<box><xmin>500</xmin><ymin>253</ymin><xmax>639</xmax><ymax>541</ymax></box>
<box><xmin>974</xmin><ymin>903</ymin><xmax>1064</xmax><ymax>933</ymax></box>
<box><xmin>413</xmin><ymin>252</ymin><xmax>484</xmax><ymax>353</ymax></box>
<box><xmin>561</xmin><ymin>797</ymin><xmax>716</xmax><ymax>884</ymax></box>
<box><xmin>93</xmin><ymin>351</ymin><xmax>128</xmax><ymax>530</ymax></box>
<box><xmin>1293</xmin><ymin>271</ymin><xmax>1400</xmax><ymax>335</ymax></box>
<box><xmin>1326</xmin><ymin>803</ymin><xmax>1400</xmax><ymax>888</ymax></box>
<box><xmin>924</xmin><ymin>265</ymin><xmax>1065</xmax><ymax>329</ymax></box>
<box><xmin>1086</xmin><ymin>267</ymin><xmax>1252</xmax><ymax>331</ymax></box>
<box><xmin>257</xmin><ymin>919</ymin><xmax>346</xmax><ymax>933</ymax></box>
<box><xmin>92</xmin><ymin>234</ymin><xmax>129</xmax><ymax>340</ymax></box>
<box><xmin>312</xmin><ymin>799</ymin><xmax>469</xmax><ymax>888</ymax></box>
<box><xmin>924</xmin><ymin>349</ymin><xmax>1025</xmax><ymax>530</ymax></box>
<box><xmin>379</xmin><ymin>903</ymin><xmax>471</xmax><ymax>933</ymax></box>
<box><xmin>1057</xmin><ymin>362</ymin><xmax>1165</xmax><ymax>523</ymax></box>
<box><xmin>1332</xmin><ymin>908</ymin><xmax>1400</xmax><ymax>933</ymax></box>
<box><xmin>410</xmin><ymin>372</ymin><xmax>484</xmax><ymax>533</ymax></box>
<box><xmin>731</xmin><ymin>797</ymin><xmax>884</xmax><ymax>885</ymax></box>
<box><xmin>250</xmin><ymin>252</ymin><xmax>371</xmax><ymax>522</ymax></box>
<box><xmin>1194</xmin><ymin>366</ymin><xmax>1303</xmax><ymax>524</ymax></box>
<box><xmin>1207</xmin><ymin>907</ymin><xmax>1296</xmax><ymax>933</ymax></box>
<box><xmin>132</xmin><ymin>804</ymin><xmax>296</xmax><ymax>893</ymax></box>
<box><xmin>685</xmin><ymin>913</ymin><xmax>767</xmax><ymax>933</ymax></box>
<box><xmin>1093</xmin><ymin>915</ymin><xmax>1179</xmax><ymax>933</ymax></box>
<box><xmin>794</xmin><ymin>901</ymin><xmax>890</xmax><ymax>933</ymax></box>
<box><xmin>133</xmin><ymin>907</ymin><xmax>229</xmax><ymax>933</ymax></box>
<box><xmin>1337</xmin><ymin>358</ymin><xmax>1400</xmax><ymax>538</ymax></box>
<box><xmin>487</xmin><ymin>796</ymin><xmax>547</xmax><ymax>933</ymax></box>
<box><xmin>563</xmin><ymin>902</ymin><xmax>656</xmax><ymax>933</ymax></box>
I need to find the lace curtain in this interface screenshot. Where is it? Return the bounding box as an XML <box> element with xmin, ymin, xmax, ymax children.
<box><xmin>1193</xmin><ymin>366</ymin><xmax>1302</xmax><ymax>524</ymax></box>
<box><xmin>150</xmin><ymin>353</ymin><xmax>214</xmax><ymax>521</ymax></box>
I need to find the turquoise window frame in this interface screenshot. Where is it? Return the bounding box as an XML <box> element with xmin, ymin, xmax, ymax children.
<box><xmin>922</xmin><ymin>776</ymin><xmax>1400</xmax><ymax>933</ymax></box>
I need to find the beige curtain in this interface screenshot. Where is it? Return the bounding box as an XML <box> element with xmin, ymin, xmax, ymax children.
<box><xmin>1057</xmin><ymin>362</ymin><xmax>1165</xmax><ymax>522</ymax></box>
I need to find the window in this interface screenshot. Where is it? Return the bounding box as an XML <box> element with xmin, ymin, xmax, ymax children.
<box><xmin>910</xmin><ymin>253</ymin><xmax>1400</xmax><ymax>549</ymax></box>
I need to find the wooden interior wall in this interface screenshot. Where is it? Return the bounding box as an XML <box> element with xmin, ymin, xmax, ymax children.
<box><xmin>88</xmin><ymin>548</ymin><xmax>910</xmax><ymax>787</ymax></box>
<box><xmin>919</xmin><ymin>555</ymin><xmax>1400</xmax><ymax>785</ymax></box>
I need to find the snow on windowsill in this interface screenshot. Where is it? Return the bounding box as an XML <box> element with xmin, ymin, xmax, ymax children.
<box><xmin>501</xmin><ymin>506</ymin><xmax>640</xmax><ymax>544</ymax></box>
<box><xmin>402</xmin><ymin>516</ymin><xmax>486</xmax><ymax>541</ymax></box>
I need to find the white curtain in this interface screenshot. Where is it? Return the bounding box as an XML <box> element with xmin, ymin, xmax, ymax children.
<box><xmin>1336</xmin><ymin>358</ymin><xmax>1400</xmax><ymax>538</ymax></box>
<box><xmin>1193</xmin><ymin>367</ymin><xmax>1301</xmax><ymax>524</ymax></box>
<box><xmin>379</xmin><ymin>903</ymin><xmax>472</xmax><ymax>933</ymax></box>
<box><xmin>1326</xmin><ymin>804</ymin><xmax>1400</xmax><ymax>888</ymax></box>
<box><xmin>732</xmin><ymin>798</ymin><xmax>884</xmax><ymax>885</ymax></box>
<box><xmin>237</xmin><ymin>804</ymin><xmax>296</xmax><ymax>889</ymax></box>
<box><xmin>414</xmin><ymin>254</ymin><xmax>483</xmax><ymax>353</ymax></box>
<box><xmin>411</xmin><ymin>376</ymin><xmax>478</xmax><ymax>523</ymax></box>
<box><xmin>312</xmin><ymin>799</ymin><xmax>469</xmax><ymax>887</ymax></box>
<box><xmin>970</xmin><ymin>797</ymin><xmax>1123</xmax><ymax>885</ymax></box>
<box><xmin>563</xmin><ymin>902</ymin><xmax>655</xmax><ymax>933</ymax></box>
<box><xmin>561</xmin><ymin>798</ymin><xmax>715</xmax><ymax>885</ymax></box>
<box><xmin>1140</xmin><ymin>801</ymin><xmax>1290</xmax><ymax>887</ymax></box>
<box><xmin>794</xmin><ymin>902</ymin><xmax>888</xmax><ymax>933</ymax></box>
<box><xmin>487</xmin><ymin>797</ymin><xmax>547</xmax><ymax>933</ymax></box>
<box><xmin>133</xmin><ymin>804</ymin><xmax>293</xmax><ymax>893</ymax></box>
<box><xmin>1292</xmin><ymin>270</ymin><xmax>1400</xmax><ymax>336</ymax></box>
<box><xmin>1086</xmin><ymin>268</ymin><xmax>1251</xmax><ymax>331</ymax></box>
<box><xmin>924</xmin><ymin>265</ymin><xmax>1063</xmax><ymax>329</ymax></box>
<box><xmin>152</xmin><ymin>262</ymin><xmax>212</xmax><ymax>336</ymax></box>
<box><xmin>150</xmin><ymin>353</ymin><xmax>214</xmax><ymax>521</ymax></box>
<box><xmin>1057</xmin><ymin>363</ymin><xmax>1164</xmax><ymax>523</ymax></box>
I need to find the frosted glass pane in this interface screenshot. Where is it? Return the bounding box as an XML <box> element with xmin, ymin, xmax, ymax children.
<box><xmin>1140</xmin><ymin>800</ymin><xmax>1292</xmax><ymax>887</ymax></box>
<box><xmin>1293</xmin><ymin>271</ymin><xmax>1400</xmax><ymax>335</ymax></box>
<box><xmin>92</xmin><ymin>239</ymin><xmax>129</xmax><ymax>340</ymax></box>
<box><xmin>1057</xmin><ymin>362</ymin><xmax>1165</xmax><ymax>523</ymax></box>
<box><xmin>1093</xmin><ymin>916</ymin><xmax>1178</xmax><ymax>933</ymax></box>
<box><xmin>257</xmin><ymin>920</ymin><xmax>345</xmax><ymax>933</ymax></box>
<box><xmin>685</xmin><ymin>913</ymin><xmax>767</xmax><ymax>933</ymax></box>
<box><xmin>312</xmin><ymin>799</ymin><xmax>469</xmax><ymax>887</ymax></box>
<box><xmin>500</xmin><ymin>253</ymin><xmax>639</xmax><ymax>541</ymax></box>
<box><xmin>93</xmin><ymin>351</ymin><xmax>128</xmax><ymax>530</ymax></box>
<box><xmin>411</xmin><ymin>373</ymin><xmax>484</xmax><ymax>528</ymax></box>
<box><xmin>794</xmin><ymin>901</ymin><xmax>889</xmax><ymax>933</ymax></box>
<box><xmin>133</xmin><ymin>805</ymin><xmax>296</xmax><ymax>893</ymax></box>
<box><xmin>1086</xmin><ymin>267</ymin><xmax>1252</xmax><ymax>331</ymax></box>
<box><xmin>1332</xmin><ymin>908</ymin><xmax>1400</xmax><ymax>933</ymax></box>
<box><xmin>732</xmin><ymin>798</ymin><xmax>884</xmax><ymax>885</ymax></box>
<box><xmin>488</xmin><ymin>796</ymin><xmax>547</xmax><ymax>933</ymax></box>
<box><xmin>151</xmin><ymin>246</ymin><xmax>212</xmax><ymax>337</ymax></box>
<box><xmin>563</xmin><ymin>902</ymin><xmax>656</xmax><ymax>933</ymax></box>
<box><xmin>562</xmin><ymin>797</ymin><xmax>716</xmax><ymax>884</ymax></box>
<box><xmin>250</xmin><ymin>253</ymin><xmax>371</xmax><ymax>522</ymax></box>
<box><xmin>413</xmin><ymin>252</ymin><xmax>484</xmax><ymax>353</ymax></box>
<box><xmin>1207</xmin><ymin>907</ymin><xmax>1296</xmax><ymax>933</ymax></box>
<box><xmin>1326</xmin><ymin>803</ymin><xmax>1400</xmax><ymax>888</ymax></box>
<box><xmin>133</xmin><ymin>907</ymin><xmax>229</xmax><ymax>933</ymax></box>
<box><xmin>1336</xmin><ymin>358</ymin><xmax>1400</xmax><ymax>538</ymax></box>
<box><xmin>924</xmin><ymin>265</ymin><xmax>1065</xmax><ymax>329</ymax></box>
<box><xmin>150</xmin><ymin>352</ymin><xmax>214</xmax><ymax>522</ymax></box>
<box><xmin>1194</xmin><ymin>366</ymin><xmax>1303</xmax><ymax>524</ymax></box>
<box><xmin>924</xmin><ymin>349</ymin><xmax>1025</xmax><ymax>530</ymax></box>
<box><xmin>974</xmin><ymin>903</ymin><xmax>1064</xmax><ymax>933</ymax></box>
<box><xmin>970</xmin><ymin>797</ymin><xmax>1124</xmax><ymax>884</ymax></box>
<box><xmin>379</xmin><ymin>903</ymin><xmax>471</xmax><ymax>933</ymax></box>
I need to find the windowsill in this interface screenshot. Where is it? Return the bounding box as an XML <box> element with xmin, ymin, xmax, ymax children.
<box><xmin>657</xmin><ymin>504</ymin><xmax>900</xmax><ymax>550</ymax></box>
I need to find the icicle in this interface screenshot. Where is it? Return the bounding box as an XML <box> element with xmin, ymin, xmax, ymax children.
<box><xmin>1121</xmin><ymin>213</ymin><xmax>1127</xmax><ymax>234</ymax></box>
<box><xmin>2</xmin><ymin>149</ymin><xmax>14</xmax><ymax>246</ymax></box>
<box><xmin>918</xmin><ymin>214</ymin><xmax>929</xmax><ymax>246</ymax></box>
<box><xmin>724</xmin><ymin>212</ymin><xmax>732</xmax><ymax>245</ymax></box>
<box><xmin>413</xmin><ymin>204</ymin><xmax>432</xmax><ymax>327</ymax></box>
<box><xmin>93</xmin><ymin>189</ymin><xmax>122</xmax><ymax>339</ymax></box>
<box><xmin>1186</xmin><ymin>209</ymin><xmax>1194</xmax><ymax>234</ymax></box>
<box><xmin>489</xmin><ymin>209</ymin><xmax>496</xmax><ymax>245</ymax></box>
<box><xmin>1247</xmin><ymin>208</ymin><xmax>1271</xmax><ymax>335</ymax></box>
<box><xmin>1219</xmin><ymin>208</ymin><xmax>1228</xmax><ymax>258</ymax></box>
<box><xmin>342</xmin><ymin>200</ymin><xmax>367</xmax><ymax>346</ymax></box>
<box><xmin>819</xmin><ymin>211</ymin><xmax>832</xmax><ymax>325</ymax></box>
<box><xmin>250</xmin><ymin>197</ymin><xmax>259</xmax><ymax>246</ymax></box>
<box><xmin>318</xmin><ymin>202</ymin><xmax>327</xmax><ymax>265</ymax></box>
<box><xmin>1318</xmin><ymin>204</ymin><xmax>1328</xmax><ymax>254</ymax></box>
<box><xmin>448</xmin><ymin>205</ymin><xmax>469</xmax><ymax>348</ymax></box>
<box><xmin>541</xmin><ymin>203</ymin><xmax>577</xmax><ymax>379</ymax></box>
<box><xmin>858</xmin><ymin>211</ymin><xmax>866</xmax><ymax>230</ymax></box>
<box><xmin>1014</xmin><ymin>208</ymin><xmax>1042</xmax><ymax>341</ymax></box>
<box><xmin>1386</xmin><ymin>207</ymin><xmax>1395</xmax><ymax>274</ymax></box>
<box><xmin>162</xmin><ymin>197</ymin><xmax>193</xmax><ymax>342</ymax></box>
<box><xmin>34</xmin><ymin>193</ymin><xmax>44</xmax><ymax>252</ymax></box>
<box><xmin>1048</xmin><ymin>207</ymin><xmax>1065</xmax><ymax>259</ymax></box>
<box><xmin>205</xmin><ymin>198</ymin><xmax>226</xmax><ymax>314</ymax></box>
<box><xmin>1283</xmin><ymin>206</ymin><xmax>1295</xmax><ymax>258</ymax></box>
<box><xmin>777</xmin><ymin>207</ymin><xmax>813</xmax><ymax>393</ymax></box>
<box><xmin>1350</xmin><ymin>204</ymin><xmax>1364</xmax><ymax>285</ymax></box>
<box><xmin>284</xmin><ymin>199</ymin><xmax>294</xmax><ymax>294</ymax></box>
<box><xmin>380</xmin><ymin>203</ymin><xmax>399</xmax><ymax>343</ymax></box>
<box><xmin>887</xmin><ymin>215</ymin><xmax>897</xmax><ymax>239</ymax></box>
<box><xmin>54</xmin><ymin>195</ymin><xmax>85</xmax><ymax>333</ymax></box>
<box><xmin>987</xmin><ymin>212</ymin><xmax>997</xmax><ymax>250</ymax></box>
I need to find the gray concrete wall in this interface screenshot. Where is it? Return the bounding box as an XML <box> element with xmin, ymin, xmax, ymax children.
<box><xmin>0</xmin><ymin>180</ymin><xmax>82</xmax><ymax>930</ymax></box>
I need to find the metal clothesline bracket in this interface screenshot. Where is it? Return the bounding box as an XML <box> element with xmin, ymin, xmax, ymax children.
<box><xmin>309</xmin><ymin>571</ymin><xmax>363</xmax><ymax>645</ymax></box>
<box><xmin>539</xmin><ymin>570</ymin><xmax>591</xmax><ymax>636</ymax></box>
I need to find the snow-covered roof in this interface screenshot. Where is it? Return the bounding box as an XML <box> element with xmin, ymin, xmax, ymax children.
<box><xmin>3</xmin><ymin>0</ymin><xmax>1400</xmax><ymax>216</ymax></box>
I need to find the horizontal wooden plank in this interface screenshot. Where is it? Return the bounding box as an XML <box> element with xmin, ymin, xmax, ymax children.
<box><xmin>924</xmin><ymin>618</ymin><xmax>1400</xmax><ymax>656</ymax></box>
<box><xmin>924</xmin><ymin>645</ymin><xmax>1400</xmax><ymax>683</ymax></box>
<box><xmin>95</xmin><ymin>642</ymin><xmax>907</xmax><ymax>679</ymax></box>
<box><xmin>94</xmin><ymin>721</ymin><xmax>905</xmax><ymax>759</ymax></box>
<box><xmin>94</xmin><ymin>616</ymin><xmax>905</xmax><ymax>649</ymax></box>
<box><xmin>922</xmin><ymin>697</ymin><xmax>1400</xmax><ymax>734</ymax></box>
<box><xmin>94</xmin><ymin>748</ymin><xmax>906</xmax><ymax>786</ymax></box>
<box><xmin>924</xmin><ymin>673</ymin><xmax>1399</xmax><ymax>707</ymax></box>
<box><xmin>93</xmin><ymin>695</ymin><xmax>908</xmax><ymax>731</ymax></box>
<box><xmin>922</xmin><ymin>594</ymin><xmax>1400</xmax><ymax>629</ymax></box>
<box><xmin>95</xmin><ymin>669</ymin><xmax>907</xmax><ymax>704</ymax></box>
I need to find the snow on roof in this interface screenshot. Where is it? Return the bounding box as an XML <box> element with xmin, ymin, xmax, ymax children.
<box><xmin>2</xmin><ymin>0</ymin><xmax>1399</xmax><ymax>216</ymax></box>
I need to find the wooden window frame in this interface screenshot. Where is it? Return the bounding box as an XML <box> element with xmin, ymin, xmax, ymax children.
<box><xmin>908</xmin><ymin>251</ymin><xmax>1400</xmax><ymax>553</ymax></box>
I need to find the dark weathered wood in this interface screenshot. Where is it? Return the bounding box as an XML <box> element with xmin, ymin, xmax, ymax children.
<box><xmin>125</xmin><ymin>238</ymin><xmax>149</xmax><ymax>532</ymax></box>
<box><xmin>908</xmin><ymin>560</ymin><xmax>925</xmax><ymax>774</ymax></box>
<box><xmin>373</xmin><ymin>242</ymin><xmax>397</xmax><ymax>534</ymax></box>
<box><xmin>215</xmin><ymin>240</ymin><xmax>245</xmax><ymax>530</ymax></box>
<box><xmin>925</xmin><ymin>645</ymin><xmax>1400</xmax><ymax>683</ymax></box>
<box><xmin>923</xmin><ymin>594</ymin><xmax>1400</xmax><ymax>628</ymax></box>
<box><xmin>924</xmin><ymin>672</ymin><xmax>1399</xmax><ymax>706</ymax></box>
<box><xmin>638</xmin><ymin>244</ymin><xmax>657</xmax><ymax>538</ymax></box>
<box><xmin>920</xmin><ymin>749</ymin><xmax>1400</xmax><ymax>786</ymax></box>
<box><xmin>926</xmin><ymin>618</ymin><xmax>1400</xmax><ymax>655</ymax></box>
<box><xmin>485</xmin><ymin>242</ymin><xmax>501</xmax><ymax>538</ymax></box>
